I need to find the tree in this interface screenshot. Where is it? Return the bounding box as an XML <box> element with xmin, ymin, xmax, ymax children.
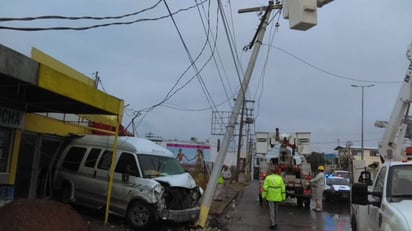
<box><xmin>306</xmin><ymin>152</ymin><xmax>325</xmax><ymax>174</ymax></box>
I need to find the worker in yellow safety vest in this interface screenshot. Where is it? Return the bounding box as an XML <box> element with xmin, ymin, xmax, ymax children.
<box><xmin>262</xmin><ymin>167</ymin><xmax>286</xmax><ymax>229</ymax></box>
<box><xmin>214</xmin><ymin>165</ymin><xmax>231</xmax><ymax>201</ymax></box>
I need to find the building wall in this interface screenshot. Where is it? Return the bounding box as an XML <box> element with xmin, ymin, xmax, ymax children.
<box><xmin>0</xmin><ymin>45</ymin><xmax>124</xmax><ymax>203</ymax></box>
<box><xmin>336</xmin><ymin>146</ymin><xmax>381</xmax><ymax>170</ymax></box>
<box><xmin>351</xmin><ymin>148</ymin><xmax>381</xmax><ymax>167</ymax></box>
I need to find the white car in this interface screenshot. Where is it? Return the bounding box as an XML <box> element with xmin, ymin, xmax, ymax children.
<box><xmin>324</xmin><ymin>176</ymin><xmax>351</xmax><ymax>201</ymax></box>
<box><xmin>331</xmin><ymin>170</ymin><xmax>350</xmax><ymax>182</ymax></box>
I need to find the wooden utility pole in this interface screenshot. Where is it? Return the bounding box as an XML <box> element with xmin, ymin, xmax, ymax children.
<box><xmin>196</xmin><ymin>1</ymin><xmax>280</xmax><ymax>228</ymax></box>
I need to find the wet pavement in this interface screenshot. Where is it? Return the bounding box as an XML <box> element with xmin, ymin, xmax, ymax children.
<box><xmin>84</xmin><ymin>174</ymin><xmax>351</xmax><ymax>230</ymax></box>
<box><xmin>84</xmin><ymin>179</ymin><xmax>246</xmax><ymax>231</ymax></box>
<box><xmin>219</xmin><ymin>177</ymin><xmax>351</xmax><ymax>231</ymax></box>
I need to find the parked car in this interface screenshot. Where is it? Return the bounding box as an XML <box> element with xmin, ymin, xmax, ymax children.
<box><xmin>323</xmin><ymin>176</ymin><xmax>351</xmax><ymax>201</ymax></box>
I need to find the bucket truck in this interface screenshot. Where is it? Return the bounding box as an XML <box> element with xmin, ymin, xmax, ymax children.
<box><xmin>258</xmin><ymin>136</ymin><xmax>312</xmax><ymax>208</ymax></box>
<box><xmin>351</xmin><ymin>41</ymin><xmax>412</xmax><ymax>231</ymax></box>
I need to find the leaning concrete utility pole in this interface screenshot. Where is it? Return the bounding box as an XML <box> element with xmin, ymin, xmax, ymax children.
<box><xmin>196</xmin><ymin>1</ymin><xmax>279</xmax><ymax>227</ymax></box>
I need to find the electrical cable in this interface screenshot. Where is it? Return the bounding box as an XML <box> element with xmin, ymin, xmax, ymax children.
<box><xmin>162</xmin><ymin>0</ymin><xmax>217</xmax><ymax>110</ymax></box>
<box><xmin>0</xmin><ymin>0</ymin><xmax>163</xmax><ymax>22</ymax></box>
<box><xmin>197</xmin><ymin>0</ymin><xmax>235</xmax><ymax>110</ymax></box>
<box><xmin>252</xmin><ymin>10</ymin><xmax>282</xmax><ymax>123</ymax></box>
<box><xmin>217</xmin><ymin>0</ymin><xmax>244</xmax><ymax>88</ymax></box>
<box><xmin>264</xmin><ymin>44</ymin><xmax>401</xmax><ymax>84</ymax></box>
<box><xmin>0</xmin><ymin>1</ymin><xmax>207</xmax><ymax>31</ymax></box>
<box><xmin>161</xmin><ymin>98</ymin><xmax>230</xmax><ymax>111</ymax></box>
<box><xmin>127</xmin><ymin>0</ymin><xmax>220</xmax><ymax>130</ymax></box>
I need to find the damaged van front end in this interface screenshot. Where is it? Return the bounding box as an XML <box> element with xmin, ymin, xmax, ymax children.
<box><xmin>155</xmin><ymin>172</ymin><xmax>203</xmax><ymax>223</ymax></box>
<box><xmin>122</xmin><ymin>151</ymin><xmax>203</xmax><ymax>229</ymax></box>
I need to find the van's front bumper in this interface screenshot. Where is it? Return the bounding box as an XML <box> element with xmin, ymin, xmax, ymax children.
<box><xmin>159</xmin><ymin>206</ymin><xmax>200</xmax><ymax>223</ymax></box>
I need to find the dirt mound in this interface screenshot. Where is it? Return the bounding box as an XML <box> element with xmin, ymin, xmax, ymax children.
<box><xmin>0</xmin><ymin>199</ymin><xmax>89</xmax><ymax>231</ymax></box>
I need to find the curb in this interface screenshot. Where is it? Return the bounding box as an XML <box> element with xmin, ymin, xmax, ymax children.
<box><xmin>210</xmin><ymin>181</ymin><xmax>249</xmax><ymax>215</ymax></box>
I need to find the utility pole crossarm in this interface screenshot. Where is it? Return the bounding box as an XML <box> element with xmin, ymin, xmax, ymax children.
<box><xmin>238</xmin><ymin>4</ymin><xmax>282</xmax><ymax>14</ymax></box>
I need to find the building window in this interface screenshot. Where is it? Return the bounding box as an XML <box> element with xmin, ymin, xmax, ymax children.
<box><xmin>0</xmin><ymin>128</ymin><xmax>12</xmax><ymax>172</ymax></box>
<box><xmin>369</xmin><ymin>150</ymin><xmax>379</xmax><ymax>157</ymax></box>
<box><xmin>350</xmin><ymin>150</ymin><xmax>359</xmax><ymax>156</ymax></box>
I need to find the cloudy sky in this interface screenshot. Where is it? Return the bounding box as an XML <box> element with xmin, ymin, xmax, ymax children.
<box><xmin>1</xmin><ymin>0</ymin><xmax>412</xmax><ymax>153</ymax></box>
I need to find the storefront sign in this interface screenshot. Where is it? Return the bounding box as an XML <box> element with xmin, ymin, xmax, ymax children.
<box><xmin>0</xmin><ymin>106</ymin><xmax>24</xmax><ymax>129</ymax></box>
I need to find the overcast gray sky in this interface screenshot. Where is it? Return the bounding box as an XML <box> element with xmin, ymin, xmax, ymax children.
<box><xmin>1</xmin><ymin>0</ymin><xmax>412</xmax><ymax>153</ymax></box>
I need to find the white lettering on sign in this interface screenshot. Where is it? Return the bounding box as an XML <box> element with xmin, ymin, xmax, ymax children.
<box><xmin>0</xmin><ymin>107</ymin><xmax>24</xmax><ymax>129</ymax></box>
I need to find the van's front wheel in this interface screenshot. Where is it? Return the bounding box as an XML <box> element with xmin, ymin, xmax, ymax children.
<box><xmin>127</xmin><ymin>201</ymin><xmax>153</xmax><ymax>229</ymax></box>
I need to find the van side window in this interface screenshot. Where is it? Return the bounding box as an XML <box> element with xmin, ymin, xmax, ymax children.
<box><xmin>85</xmin><ymin>148</ymin><xmax>101</xmax><ymax>168</ymax></box>
<box><xmin>98</xmin><ymin>151</ymin><xmax>112</xmax><ymax>170</ymax></box>
<box><xmin>62</xmin><ymin>147</ymin><xmax>87</xmax><ymax>171</ymax></box>
<box><xmin>115</xmin><ymin>153</ymin><xmax>139</xmax><ymax>177</ymax></box>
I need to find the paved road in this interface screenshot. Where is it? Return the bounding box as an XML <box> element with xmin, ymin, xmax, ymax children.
<box><xmin>80</xmin><ymin>177</ymin><xmax>351</xmax><ymax>231</ymax></box>
<box><xmin>220</xmin><ymin>179</ymin><xmax>351</xmax><ymax>231</ymax></box>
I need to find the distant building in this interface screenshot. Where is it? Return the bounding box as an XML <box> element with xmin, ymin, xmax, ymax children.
<box><xmin>334</xmin><ymin>145</ymin><xmax>381</xmax><ymax>169</ymax></box>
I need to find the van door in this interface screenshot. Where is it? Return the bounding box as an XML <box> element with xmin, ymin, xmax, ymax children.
<box><xmin>110</xmin><ymin>152</ymin><xmax>141</xmax><ymax>212</ymax></box>
<box><xmin>59</xmin><ymin>146</ymin><xmax>89</xmax><ymax>200</ymax></box>
<box><xmin>76</xmin><ymin>147</ymin><xmax>104</xmax><ymax>205</ymax></box>
<box><xmin>90</xmin><ymin>150</ymin><xmax>113</xmax><ymax>206</ymax></box>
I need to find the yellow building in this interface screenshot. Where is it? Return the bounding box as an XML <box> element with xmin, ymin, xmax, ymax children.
<box><xmin>0</xmin><ymin>44</ymin><xmax>124</xmax><ymax>201</ymax></box>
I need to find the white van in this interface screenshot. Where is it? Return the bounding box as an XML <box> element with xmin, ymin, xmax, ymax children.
<box><xmin>53</xmin><ymin>135</ymin><xmax>202</xmax><ymax>229</ymax></box>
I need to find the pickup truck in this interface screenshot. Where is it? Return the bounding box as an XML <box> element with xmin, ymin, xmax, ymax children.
<box><xmin>351</xmin><ymin>161</ymin><xmax>412</xmax><ymax>231</ymax></box>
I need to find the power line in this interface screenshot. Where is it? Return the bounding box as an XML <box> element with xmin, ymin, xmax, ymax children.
<box><xmin>162</xmin><ymin>0</ymin><xmax>217</xmax><ymax>111</ymax></box>
<box><xmin>127</xmin><ymin>0</ymin><xmax>219</xmax><ymax>127</ymax></box>
<box><xmin>0</xmin><ymin>0</ymin><xmax>163</xmax><ymax>22</ymax></box>
<box><xmin>264</xmin><ymin>44</ymin><xmax>401</xmax><ymax>84</ymax></box>
<box><xmin>0</xmin><ymin>1</ymin><xmax>207</xmax><ymax>31</ymax></box>
<box><xmin>253</xmin><ymin>10</ymin><xmax>282</xmax><ymax>122</ymax></box>
<box><xmin>217</xmin><ymin>0</ymin><xmax>244</xmax><ymax>88</ymax></box>
<box><xmin>196</xmin><ymin>0</ymin><xmax>235</xmax><ymax>109</ymax></box>
<box><xmin>161</xmin><ymin>98</ymin><xmax>230</xmax><ymax>111</ymax></box>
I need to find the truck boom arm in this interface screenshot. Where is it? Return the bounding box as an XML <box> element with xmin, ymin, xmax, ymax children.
<box><xmin>378</xmin><ymin>41</ymin><xmax>412</xmax><ymax>162</ymax></box>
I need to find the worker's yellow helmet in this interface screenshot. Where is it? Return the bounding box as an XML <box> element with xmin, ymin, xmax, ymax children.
<box><xmin>318</xmin><ymin>165</ymin><xmax>325</xmax><ymax>171</ymax></box>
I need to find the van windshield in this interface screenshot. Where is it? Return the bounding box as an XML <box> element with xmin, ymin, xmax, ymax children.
<box><xmin>138</xmin><ymin>155</ymin><xmax>186</xmax><ymax>178</ymax></box>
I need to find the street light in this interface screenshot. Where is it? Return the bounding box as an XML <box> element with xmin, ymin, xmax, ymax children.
<box><xmin>351</xmin><ymin>84</ymin><xmax>375</xmax><ymax>160</ymax></box>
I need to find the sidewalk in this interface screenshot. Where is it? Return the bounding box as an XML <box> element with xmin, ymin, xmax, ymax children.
<box><xmin>209</xmin><ymin>174</ymin><xmax>249</xmax><ymax>215</ymax></box>
<box><xmin>223</xmin><ymin>179</ymin><xmax>270</xmax><ymax>231</ymax></box>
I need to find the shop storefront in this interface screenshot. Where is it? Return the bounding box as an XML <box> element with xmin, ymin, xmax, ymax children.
<box><xmin>0</xmin><ymin>107</ymin><xmax>23</xmax><ymax>182</ymax></box>
<box><xmin>0</xmin><ymin>44</ymin><xmax>124</xmax><ymax>205</ymax></box>
<box><xmin>0</xmin><ymin>106</ymin><xmax>24</xmax><ymax>205</ymax></box>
